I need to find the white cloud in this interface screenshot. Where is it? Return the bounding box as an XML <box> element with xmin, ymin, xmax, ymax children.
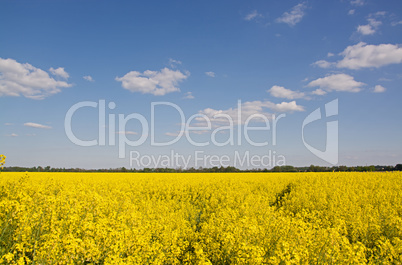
<box><xmin>378</xmin><ymin>77</ymin><xmax>392</xmax><ymax>82</ymax></box>
<box><xmin>357</xmin><ymin>18</ymin><xmax>381</xmax><ymax>35</ymax></box>
<box><xmin>205</xmin><ymin>71</ymin><xmax>215</xmax><ymax>77</ymax></box>
<box><xmin>5</xmin><ymin>133</ymin><xmax>18</xmax><ymax>137</ymax></box>
<box><xmin>269</xmin><ymin>101</ymin><xmax>305</xmax><ymax>112</ymax></box>
<box><xmin>116</xmin><ymin>67</ymin><xmax>189</xmax><ymax>96</ymax></box>
<box><xmin>337</xmin><ymin>42</ymin><xmax>402</xmax><ymax>69</ymax></box>
<box><xmin>368</xmin><ymin>18</ymin><xmax>382</xmax><ymax>27</ymax></box>
<box><xmin>49</xmin><ymin>67</ymin><xmax>69</xmax><ymax>79</ymax></box>
<box><xmin>268</xmin><ymin>85</ymin><xmax>305</xmax><ymax>99</ymax></box>
<box><xmin>307</xmin><ymin>73</ymin><xmax>365</xmax><ymax>93</ymax></box>
<box><xmin>116</xmin><ymin>131</ymin><xmax>138</xmax><ymax>135</ymax></box>
<box><xmin>24</xmin><ymin>122</ymin><xmax>52</xmax><ymax>129</ymax></box>
<box><xmin>0</xmin><ymin>58</ymin><xmax>72</xmax><ymax>99</ymax></box>
<box><xmin>168</xmin><ymin>58</ymin><xmax>182</xmax><ymax>68</ymax></box>
<box><xmin>327</xmin><ymin>52</ymin><xmax>335</xmax><ymax>57</ymax></box>
<box><xmin>372</xmin><ymin>85</ymin><xmax>386</xmax><ymax>93</ymax></box>
<box><xmin>391</xmin><ymin>21</ymin><xmax>402</xmax><ymax>26</ymax></box>
<box><xmin>374</xmin><ymin>11</ymin><xmax>386</xmax><ymax>17</ymax></box>
<box><xmin>313</xmin><ymin>43</ymin><xmax>402</xmax><ymax>70</ymax></box>
<box><xmin>311</xmin><ymin>88</ymin><xmax>327</xmax><ymax>95</ymax></box>
<box><xmin>348</xmin><ymin>9</ymin><xmax>355</xmax><ymax>15</ymax></box>
<box><xmin>197</xmin><ymin>100</ymin><xmax>304</xmax><ymax>127</ymax></box>
<box><xmin>350</xmin><ymin>0</ymin><xmax>365</xmax><ymax>6</ymax></box>
<box><xmin>357</xmin><ymin>24</ymin><xmax>375</xmax><ymax>35</ymax></box>
<box><xmin>4</xmin><ymin>123</ymin><xmax>13</xmax><ymax>126</ymax></box>
<box><xmin>312</xmin><ymin>60</ymin><xmax>335</xmax><ymax>68</ymax></box>
<box><xmin>83</xmin><ymin>75</ymin><xmax>94</xmax><ymax>82</ymax></box>
<box><xmin>244</xmin><ymin>10</ymin><xmax>262</xmax><ymax>21</ymax></box>
<box><xmin>183</xmin><ymin>92</ymin><xmax>194</xmax><ymax>99</ymax></box>
<box><xmin>276</xmin><ymin>2</ymin><xmax>307</xmax><ymax>26</ymax></box>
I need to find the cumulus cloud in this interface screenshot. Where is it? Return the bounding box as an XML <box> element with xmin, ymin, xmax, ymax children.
<box><xmin>49</xmin><ymin>67</ymin><xmax>69</xmax><ymax>79</ymax></box>
<box><xmin>268</xmin><ymin>85</ymin><xmax>306</xmax><ymax>100</ymax></box>
<box><xmin>276</xmin><ymin>2</ymin><xmax>307</xmax><ymax>26</ymax></box>
<box><xmin>372</xmin><ymin>85</ymin><xmax>386</xmax><ymax>93</ymax></box>
<box><xmin>350</xmin><ymin>0</ymin><xmax>365</xmax><ymax>6</ymax></box>
<box><xmin>116</xmin><ymin>67</ymin><xmax>189</xmax><ymax>96</ymax></box>
<box><xmin>357</xmin><ymin>24</ymin><xmax>375</xmax><ymax>35</ymax></box>
<box><xmin>313</xmin><ymin>43</ymin><xmax>402</xmax><ymax>70</ymax></box>
<box><xmin>391</xmin><ymin>21</ymin><xmax>402</xmax><ymax>26</ymax></box>
<box><xmin>357</xmin><ymin>18</ymin><xmax>381</xmax><ymax>35</ymax></box>
<box><xmin>378</xmin><ymin>77</ymin><xmax>392</xmax><ymax>82</ymax></box>
<box><xmin>307</xmin><ymin>74</ymin><xmax>365</xmax><ymax>93</ymax></box>
<box><xmin>83</xmin><ymin>75</ymin><xmax>94</xmax><ymax>82</ymax></box>
<box><xmin>205</xmin><ymin>71</ymin><xmax>215</xmax><ymax>77</ymax></box>
<box><xmin>244</xmin><ymin>10</ymin><xmax>262</xmax><ymax>21</ymax></box>
<box><xmin>183</xmin><ymin>92</ymin><xmax>194</xmax><ymax>99</ymax></box>
<box><xmin>196</xmin><ymin>100</ymin><xmax>304</xmax><ymax>127</ymax></box>
<box><xmin>374</xmin><ymin>11</ymin><xmax>386</xmax><ymax>16</ymax></box>
<box><xmin>348</xmin><ymin>9</ymin><xmax>355</xmax><ymax>15</ymax></box>
<box><xmin>269</xmin><ymin>101</ymin><xmax>305</xmax><ymax>112</ymax></box>
<box><xmin>311</xmin><ymin>88</ymin><xmax>327</xmax><ymax>96</ymax></box>
<box><xmin>312</xmin><ymin>60</ymin><xmax>335</xmax><ymax>68</ymax></box>
<box><xmin>168</xmin><ymin>58</ymin><xmax>182</xmax><ymax>68</ymax></box>
<box><xmin>337</xmin><ymin>42</ymin><xmax>402</xmax><ymax>69</ymax></box>
<box><xmin>0</xmin><ymin>58</ymin><xmax>72</xmax><ymax>99</ymax></box>
<box><xmin>24</xmin><ymin>122</ymin><xmax>52</xmax><ymax>129</ymax></box>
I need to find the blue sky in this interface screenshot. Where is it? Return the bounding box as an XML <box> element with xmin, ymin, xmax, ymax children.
<box><xmin>1</xmin><ymin>0</ymin><xmax>401</xmax><ymax>169</ymax></box>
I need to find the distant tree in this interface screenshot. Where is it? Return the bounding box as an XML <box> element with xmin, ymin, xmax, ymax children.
<box><xmin>338</xmin><ymin>165</ymin><xmax>348</xmax><ymax>171</ymax></box>
<box><xmin>224</xmin><ymin>166</ymin><xmax>239</xmax><ymax>172</ymax></box>
<box><xmin>271</xmin><ymin>165</ymin><xmax>297</xmax><ymax>172</ymax></box>
<box><xmin>271</xmin><ymin>166</ymin><xmax>282</xmax><ymax>172</ymax></box>
<box><xmin>308</xmin><ymin>165</ymin><xmax>317</xmax><ymax>172</ymax></box>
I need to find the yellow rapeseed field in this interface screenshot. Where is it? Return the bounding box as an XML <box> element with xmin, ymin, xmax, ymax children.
<box><xmin>0</xmin><ymin>172</ymin><xmax>401</xmax><ymax>264</ymax></box>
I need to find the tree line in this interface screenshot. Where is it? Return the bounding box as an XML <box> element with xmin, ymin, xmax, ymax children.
<box><xmin>2</xmin><ymin>164</ymin><xmax>402</xmax><ymax>173</ymax></box>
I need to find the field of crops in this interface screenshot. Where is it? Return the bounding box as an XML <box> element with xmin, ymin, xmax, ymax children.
<box><xmin>0</xmin><ymin>172</ymin><xmax>401</xmax><ymax>264</ymax></box>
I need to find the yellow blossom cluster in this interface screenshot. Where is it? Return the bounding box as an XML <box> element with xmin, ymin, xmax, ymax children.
<box><xmin>0</xmin><ymin>172</ymin><xmax>401</xmax><ymax>264</ymax></box>
<box><xmin>0</xmin><ymin>155</ymin><xmax>5</xmax><ymax>169</ymax></box>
